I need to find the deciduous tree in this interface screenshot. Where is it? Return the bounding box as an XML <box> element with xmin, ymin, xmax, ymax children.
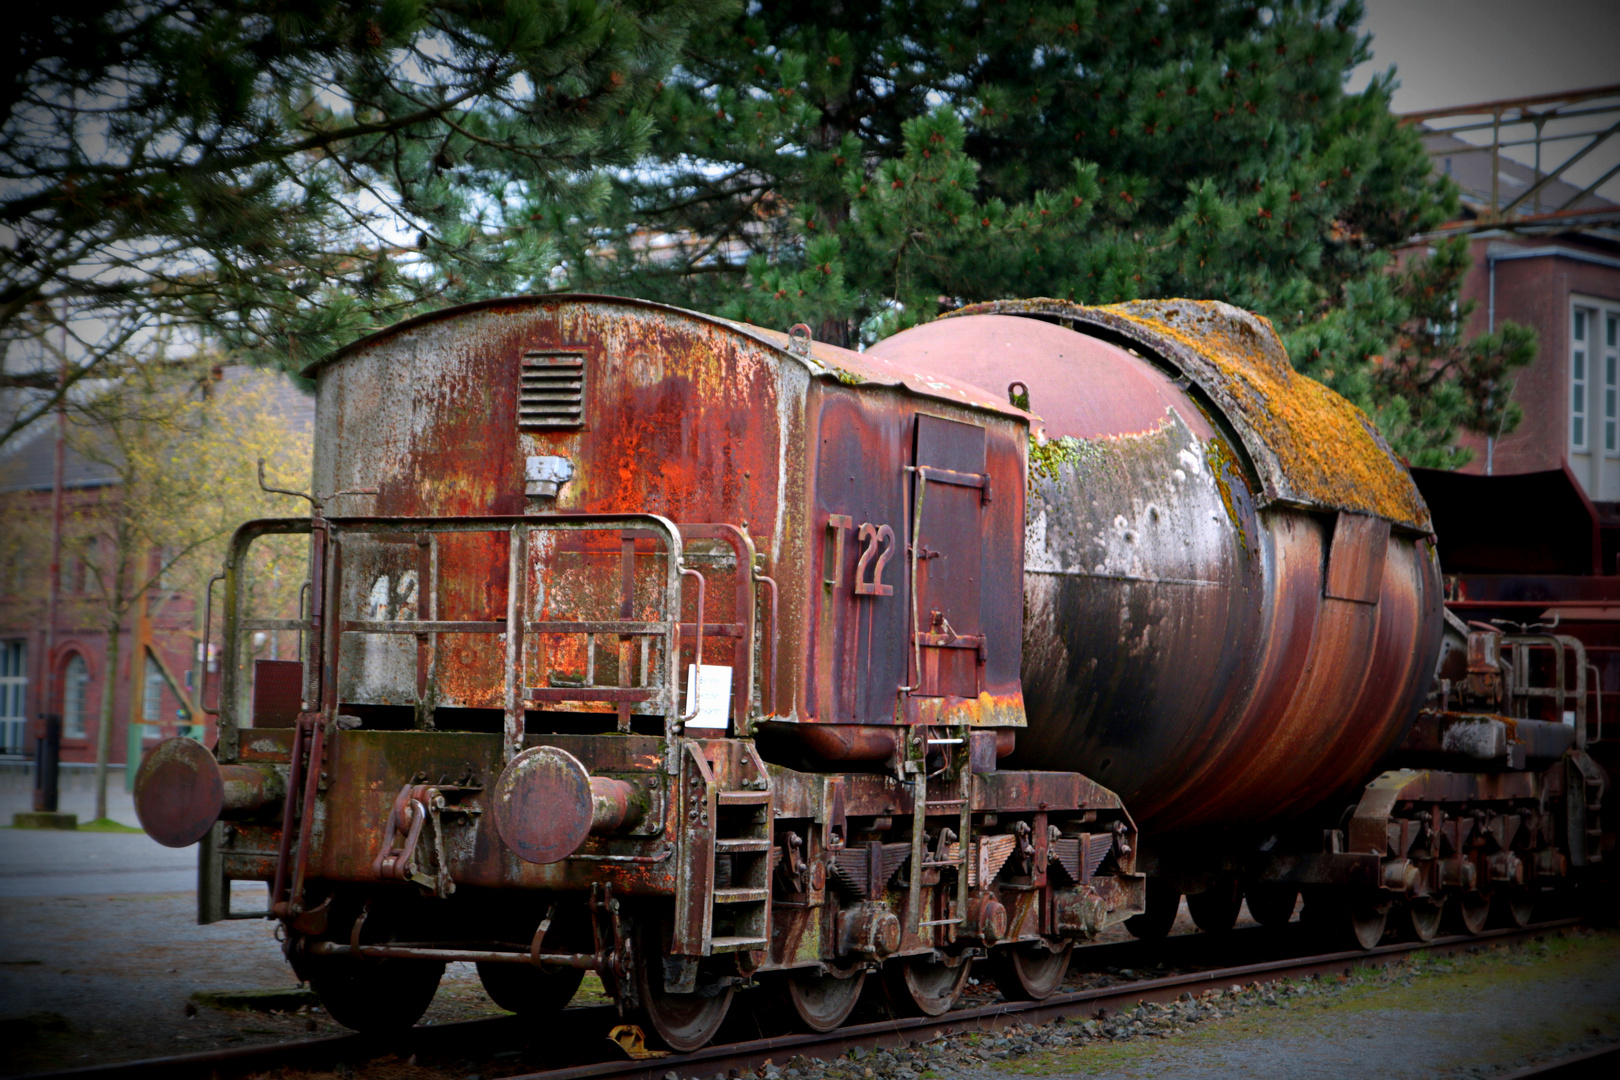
<box><xmin>44</xmin><ymin>351</ymin><xmax>311</xmax><ymax>821</ymax></box>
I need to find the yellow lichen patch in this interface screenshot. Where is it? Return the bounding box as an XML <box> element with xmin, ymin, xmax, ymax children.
<box><xmin>1100</xmin><ymin>299</ymin><xmax>1429</xmax><ymax>531</ymax></box>
<box><xmin>1204</xmin><ymin>435</ymin><xmax>1248</xmax><ymax>554</ymax></box>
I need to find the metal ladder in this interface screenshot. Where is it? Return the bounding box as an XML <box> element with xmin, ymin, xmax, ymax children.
<box><xmin>905</xmin><ymin>725</ymin><xmax>973</xmax><ymax>941</ymax></box>
<box><xmin>708</xmin><ymin>786</ymin><xmax>773</xmax><ymax>953</ymax></box>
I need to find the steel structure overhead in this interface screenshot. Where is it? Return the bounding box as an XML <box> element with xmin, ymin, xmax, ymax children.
<box><xmin>1400</xmin><ymin>83</ymin><xmax>1620</xmax><ymax>233</ymax></box>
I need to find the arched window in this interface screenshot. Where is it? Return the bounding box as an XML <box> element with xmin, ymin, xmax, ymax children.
<box><xmin>62</xmin><ymin>654</ymin><xmax>89</xmax><ymax>740</ymax></box>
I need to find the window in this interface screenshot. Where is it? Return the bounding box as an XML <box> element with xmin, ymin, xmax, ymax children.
<box><xmin>0</xmin><ymin>641</ymin><xmax>25</xmax><ymax>756</ymax></box>
<box><xmin>1573</xmin><ymin>302</ymin><xmax>1620</xmax><ymax>459</ymax></box>
<box><xmin>1573</xmin><ymin>308</ymin><xmax>1590</xmax><ymax>452</ymax></box>
<box><xmin>1608</xmin><ymin>315</ymin><xmax>1620</xmax><ymax>458</ymax></box>
<box><xmin>62</xmin><ymin>654</ymin><xmax>89</xmax><ymax>739</ymax></box>
<box><xmin>78</xmin><ymin>536</ymin><xmax>99</xmax><ymax>594</ymax></box>
<box><xmin>142</xmin><ymin>655</ymin><xmax>165</xmax><ymax>737</ymax></box>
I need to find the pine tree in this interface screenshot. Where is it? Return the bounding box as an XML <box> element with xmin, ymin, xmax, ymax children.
<box><xmin>1</xmin><ymin>0</ymin><xmax>712</xmax><ymax>448</ymax></box>
<box><xmin>552</xmin><ymin>0</ymin><xmax>1527</xmax><ymax>465</ymax></box>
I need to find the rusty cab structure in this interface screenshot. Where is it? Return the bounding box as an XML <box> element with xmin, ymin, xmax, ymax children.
<box><xmin>133</xmin><ymin>296</ymin><xmax>1143</xmax><ymax>1048</ymax></box>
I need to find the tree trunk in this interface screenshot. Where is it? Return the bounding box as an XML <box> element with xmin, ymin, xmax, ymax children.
<box><xmin>92</xmin><ymin>615</ymin><xmax>120</xmax><ymax>823</ymax></box>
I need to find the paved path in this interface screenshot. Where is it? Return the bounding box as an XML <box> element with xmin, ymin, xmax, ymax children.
<box><xmin>0</xmin><ymin>768</ymin><xmax>142</xmax><ymax>830</ymax></box>
<box><xmin>0</xmin><ymin>827</ymin><xmax>200</xmax><ymax>897</ymax></box>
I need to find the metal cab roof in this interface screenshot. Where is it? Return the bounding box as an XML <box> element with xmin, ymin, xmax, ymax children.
<box><xmin>306</xmin><ymin>294</ymin><xmax>1030</xmax><ymax>424</ymax></box>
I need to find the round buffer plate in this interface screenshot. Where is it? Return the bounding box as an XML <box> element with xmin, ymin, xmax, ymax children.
<box><xmin>491</xmin><ymin>746</ymin><xmax>594</xmax><ymax>864</ymax></box>
<box><xmin>133</xmin><ymin>737</ymin><xmax>224</xmax><ymax>848</ymax></box>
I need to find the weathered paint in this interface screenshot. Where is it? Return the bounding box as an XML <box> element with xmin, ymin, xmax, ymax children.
<box><xmin>305</xmin><ymin>295</ymin><xmax>1031</xmax><ymax>733</ymax></box>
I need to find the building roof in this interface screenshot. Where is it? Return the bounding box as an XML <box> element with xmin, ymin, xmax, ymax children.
<box><xmin>1421</xmin><ymin>129</ymin><xmax>1618</xmax><ymax>217</ymax></box>
<box><xmin>0</xmin><ymin>428</ymin><xmax>121</xmax><ymax>493</ymax></box>
<box><xmin>0</xmin><ymin>365</ymin><xmax>313</xmax><ymax>494</ymax></box>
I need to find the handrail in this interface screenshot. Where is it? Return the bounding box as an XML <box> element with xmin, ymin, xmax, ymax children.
<box><xmin>197</xmin><ymin>574</ymin><xmax>224</xmax><ymax>716</ymax></box>
<box><xmin>754</xmin><ymin>568</ymin><xmax>780</xmax><ymax>716</ymax></box>
<box><xmin>679</xmin><ymin>567</ymin><xmax>706</xmax><ymax>724</ymax></box>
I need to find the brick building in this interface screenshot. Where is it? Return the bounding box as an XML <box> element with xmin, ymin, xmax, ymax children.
<box><xmin>1403</xmin><ymin>88</ymin><xmax>1620</xmax><ymax>502</ymax></box>
<box><xmin>0</xmin><ymin>367</ymin><xmax>312</xmax><ymax>772</ymax></box>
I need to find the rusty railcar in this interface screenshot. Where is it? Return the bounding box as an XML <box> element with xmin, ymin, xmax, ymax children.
<box><xmin>871</xmin><ymin>300</ymin><xmax>1445</xmax><ymax>834</ymax></box>
<box><xmin>871</xmin><ymin>299</ymin><xmax>1610</xmax><ymax>948</ymax></box>
<box><xmin>134</xmin><ymin>296</ymin><xmax>1144</xmax><ymax>1047</ymax></box>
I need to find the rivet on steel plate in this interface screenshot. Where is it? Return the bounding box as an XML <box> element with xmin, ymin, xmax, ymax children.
<box><xmin>788</xmin><ymin>322</ymin><xmax>813</xmax><ymax>357</ymax></box>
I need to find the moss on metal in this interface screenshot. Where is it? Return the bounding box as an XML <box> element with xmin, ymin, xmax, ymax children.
<box><xmin>1102</xmin><ymin>299</ymin><xmax>1428</xmax><ymax>530</ymax></box>
<box><xmin>1204</xmin><ymin>436</ymin><xmax>1248</xmax><ymax>555</ymax></box>
<box><xmin>1027</xmin><ymin>434</ymin><xmax>1105</xmax><ymax>483</ymax></box>
<box><xmin>947</xmin><ymin>297</ymin><xmax>1432</xmax><ymax>532</ymax></box>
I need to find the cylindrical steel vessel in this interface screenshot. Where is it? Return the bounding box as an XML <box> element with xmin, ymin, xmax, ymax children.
<box><xmin>869</xmin><ymin>299</ymin><xmax>1444</xmax><ymax>831</ymax></box>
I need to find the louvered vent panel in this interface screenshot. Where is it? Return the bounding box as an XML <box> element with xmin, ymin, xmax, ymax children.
<box><xmin>518</xmin><ymin>351</ymin><xmax>585</xmax><ymax>429</ymax></box>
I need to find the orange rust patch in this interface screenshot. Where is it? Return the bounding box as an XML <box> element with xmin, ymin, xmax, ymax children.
<box><xmin>1100</xmin><ymin>299</ymin><xmax>1428</xmax><ymax>530</ymax></box>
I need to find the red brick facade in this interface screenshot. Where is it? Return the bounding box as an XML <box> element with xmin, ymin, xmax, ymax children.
<box><xmin>0</xmin><ymin>483</ymin><xmax>209</xmax><ymax>767</ymax></box>
<box><xmin>1445</xmin><ymin>235</ymin><xmax>1620</xmax><ymax>498</ymax></box>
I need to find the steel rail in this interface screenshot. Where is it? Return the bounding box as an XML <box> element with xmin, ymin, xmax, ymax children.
<box><xmin>16</xmin><ymin>918</ymin><xmax>1587</xmax><ymax>1080</ymax></box>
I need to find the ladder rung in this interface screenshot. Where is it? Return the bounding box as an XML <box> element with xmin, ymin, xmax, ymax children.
<box><xmin>925</xmin><ymin>799</ymin><xmax>968</xmax><ymax>808</ymax></box>
<box><xmin>717</xmin><ymin>791</ymin><xmax>771</xmax><ymax>805</ymax></box>
<box><xmin>919</xmin><ymin>918</ymin><xmax>963</xmax><ymax>927</ymax></box>
<box><xmin>709</xmin><ymin>936</ymin><xmax>769</xmax><ymax>952</ymax></box>
<box><xmin>713</xmin><ymin>887</ymin><xmax>769</xmax><ymax>904</ymax></box>
<box><xmin>922</xmin><ymin>859</ymin><xmax>965</xmax><ymax>868</ymax></box>
<box><xmin>715</xmin><ymin>838</ymin><xmax>772</xmax><ymax>853</ymax></box>
<box><xmin>927</xmin><ymin>738</ymin><xmax>963</xmax><ymax>745</ymax></box>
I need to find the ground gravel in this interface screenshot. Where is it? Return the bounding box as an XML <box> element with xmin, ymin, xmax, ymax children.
<box><xmin>2</xmin><ymin>863</ymin><xmax>1616</xmax><ymax>1079</ymax></box>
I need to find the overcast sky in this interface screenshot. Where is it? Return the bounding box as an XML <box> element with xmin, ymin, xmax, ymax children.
<box><xmin>1347</xmin><ymin>0</ymin><xmax>1620</xmax><ymax>199</ymax></box>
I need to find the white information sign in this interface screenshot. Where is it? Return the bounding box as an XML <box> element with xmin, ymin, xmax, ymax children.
<box><xmin>683</xmin><ymin>664</ymin><xmax>734</xmax><ymax>730</ymax></box>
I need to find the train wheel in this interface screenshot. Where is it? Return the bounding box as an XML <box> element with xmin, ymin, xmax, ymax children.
<box><xmin>476</xmin><ymin>961</ymin><xmax>586</xmax><ymax>1015</ymax></box>
<box><xmin>1445</xmin><ymin>891</ymin><xmax>1491</xmax><ymax>936</ymax></box>
<box><xmin>303</xmin><ymin>954</ymin><xmax>444</xmax><ymax>1032</ymax></box>
<box><xmin>1187</xmin><ymin>879</ymin><xmax>1242</xmax><ymax>935</ymax></box>
<box><xmin>884</xmin><ymin>954</ymin><xmax>973</xmax><ymax>1017</ymax></box>
<box><xmin>630</xmin><ymin>963</ymin><xmax>733</xmax><ymax>1052</ymax></box>
<box><xmin>1246</xmin><ymin>886</ymin><xmax>1299</xmax><ymax>929</ymax></box>
<box><xmin>1124</xmin><ymin>878</ymin><xmax>1181</xmax><ymax>940</ymax></box>
<box><xmin>1492</xmin><ymin>889</ymin><xmax>1535</xmax><ymax>929</ymax></box>
<box><xmin>1347</xmin><ymin>897</ymin><xmax>1389</xmax><ymax>950</ymax></box>
<box><xmin>1400</xmin><ymin>898</ymin><xmax>1443</xmax><ymax>943</ymax></box>
<box><xmin>779</xmin><ymin>967</ymin><xmax>867</xmax><ymax>1032</ymax></box>
<box><xmin>628</xmin><ymin>956</ymin><xmax>734</xmax><ymax>1052</ymax></box>
<box><xmin>988</xmin><ymin>942</ymin><xmax>1072</xmax><ymax>1001</ymax></box>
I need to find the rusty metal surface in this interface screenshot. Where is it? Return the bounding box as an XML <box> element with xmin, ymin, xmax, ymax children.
<box><xmin>491</xmin><ymin>746</ymin><xmax>595</xmax><ymax>864</ymax></box>
<box><xmin>870</xmin><ymin>312</ymin><xmax>1444</xmax><ymax>832</ymax></box>
<box><xmin>307</xmin><ymin>294</ymin><xmax>1034</xmax><ymax>734</ymax></box>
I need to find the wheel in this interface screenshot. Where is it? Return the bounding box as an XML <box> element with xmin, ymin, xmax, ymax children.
<box><xmin>1445</xmin><ymin>891</ymin><xmax>1491</xmax><ymax>936</ymax></box>
<box><xmin>302</xmin><ymin>953</ymin><xmax>444</xmax><ymax>1032</ymax></box>
<box><xmin>778</xmin><ymin>967</ymin><xmax>867</xmax><ymax>1032</ymax></box>
<box><xmin>476</xmin><ymin>961</ymin><xmax>585</xmax><ymax>1015</ymax></box>
<box><xmin>1246</xmin><ymin>886</ymin><xmax>1299</xmax><ymax>929</ymax></box>
<box><xmin>1400</xmin><ymin>897</ymin><xmax>1443</xmax><ymax>943</ymax></box>
<box><xmin>627</xmin><ymin>926</ymin><xmax>733</xmax><ymax>1052</ymax></box>
<box><xmin>1124</xmin><ymin>878</ymin><xmax>1180</xmax><ymax>940</ymax></box>
<box><xmin>1492</xmin><ymin>888</ymin><xmax>1535</xmax><ymax>929</ymax></box>
<box><xmin>987</xmin><ymin>941</ymin><xmax>1072</xmax><ymax>1001</ymax></box>
<box><xmin>883</xmin><ymin>954</ymin><xmax>973</xmax><ymax>1017</ymax></box>
<box><xmin>1187</xmin><ymin>879</ymin><xmax>1242</xmax><ymax>935</ymax></box>
<box><xmin>1347</xmin><ymin>897</ymin><xmax>1389</xmax><ymax>950</ymax></box>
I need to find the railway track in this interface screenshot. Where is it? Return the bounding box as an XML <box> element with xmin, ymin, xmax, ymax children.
<box><xmin>19</xmin><ymin>917</ymin><xmax>1602</xmax><ymax>1080</ymax></box>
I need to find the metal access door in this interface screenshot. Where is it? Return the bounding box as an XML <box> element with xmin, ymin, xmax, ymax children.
<box><xmin>908</xmin><ymin>415</ymin><xmax>989</xmax><ymax>699</ymax></box>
